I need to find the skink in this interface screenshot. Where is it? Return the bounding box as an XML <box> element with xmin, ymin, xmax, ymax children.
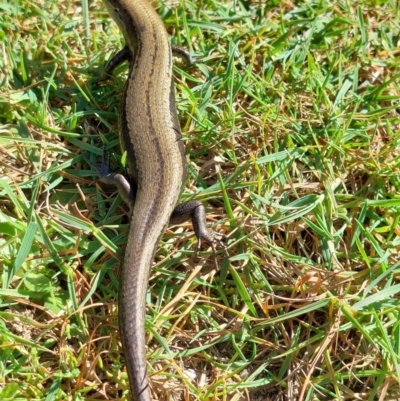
<box><xmin>95</xmin><ymin>0</ymin><xmax>221</xmax><ymax>399</ymax></box>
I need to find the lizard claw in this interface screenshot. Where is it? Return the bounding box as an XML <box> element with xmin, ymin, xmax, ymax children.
<box><xmin>195</xmin><ymin>230</ymin><xmax>226</xmax><ymax>255</ymax></box>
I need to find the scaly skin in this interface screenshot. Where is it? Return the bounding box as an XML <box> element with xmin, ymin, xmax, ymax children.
<box><xmin>97</xmin><ymin>0</ymin><xmax>221</xmax><ymax>399</ymax></box>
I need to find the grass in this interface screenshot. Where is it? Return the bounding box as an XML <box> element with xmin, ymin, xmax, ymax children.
<box><xmin>1</xmin><ymin>0</ymin><xmax>400</xmax><ymax>400</ymax></box>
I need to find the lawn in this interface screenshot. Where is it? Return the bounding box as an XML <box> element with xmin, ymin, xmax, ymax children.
<box><xmin>0</xmin><ymin>0</ymin><xmax>400</xmax><ymax>400</ymax></box>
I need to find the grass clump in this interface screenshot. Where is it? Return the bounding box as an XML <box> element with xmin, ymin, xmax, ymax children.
<box><xmin>0</xmin><ymin>0</ymin><xmax>399</xmax><ymax>400</ymax></box>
